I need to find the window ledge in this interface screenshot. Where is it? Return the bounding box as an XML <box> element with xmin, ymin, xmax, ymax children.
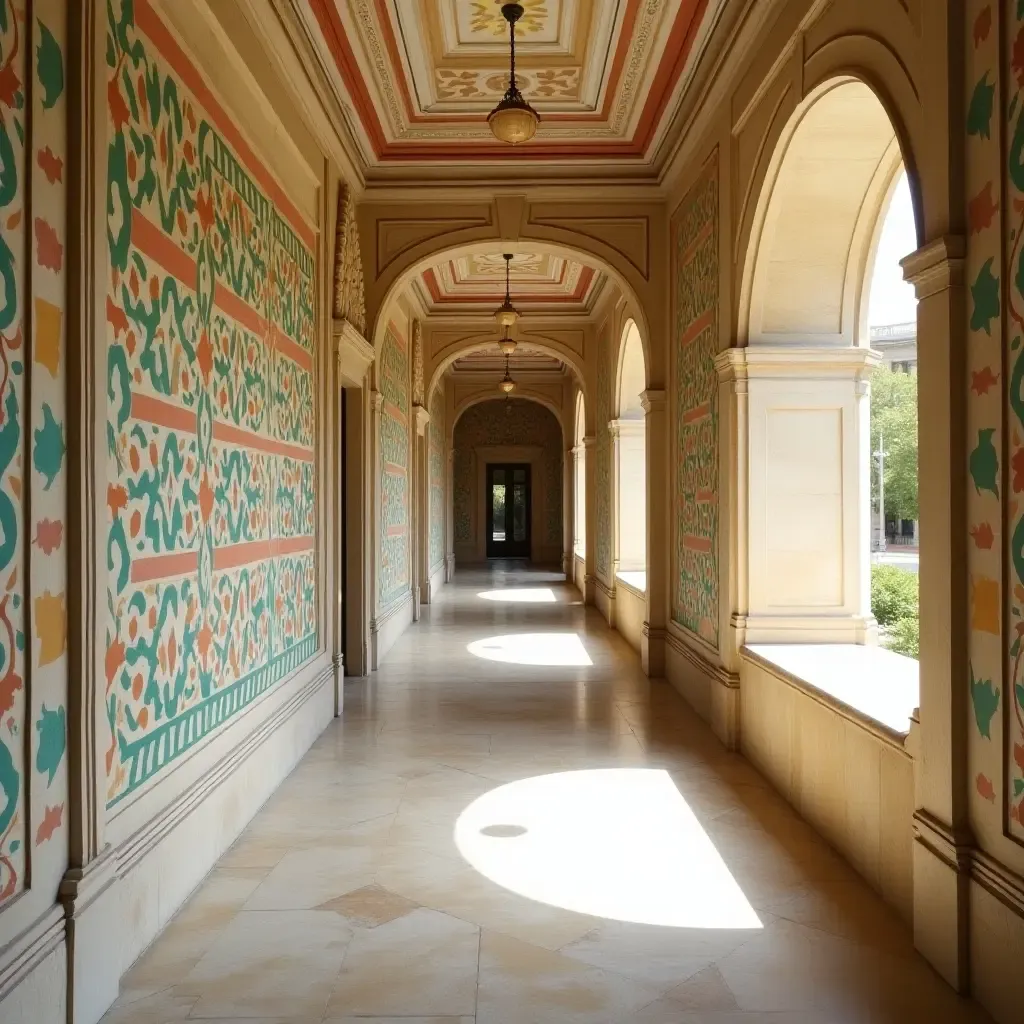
<box><xmin>615</xmin><ymin>570</ymin><xmax>647</xmax><ymax>595</ymax></box>
<box><xmin>742</xmin><ymin>643</ymin><xmax>919</xmax><ymax>744</ymax></box>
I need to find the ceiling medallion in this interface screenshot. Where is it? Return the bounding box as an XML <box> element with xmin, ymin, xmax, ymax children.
<box><xmin>488</xmin><ymin>4</ymin><xmax>540</xmax><ymax>145</ymax></box>
<box><xmin>494</xmin><ymin>253</ymin><xmax>520</xmax><ymax>328</ymax></box>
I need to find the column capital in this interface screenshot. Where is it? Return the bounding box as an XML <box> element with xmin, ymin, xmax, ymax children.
<box><xmin>370</xmin><ymin>389</ymin><xmax>384</xmax><ymax>412</ymax></box>
<box><xmin>640</xmin><ymin>389</ymin><xmax>666</xmax><ymax>414</ymax></box>
<box><xmin>582</xmin><ymin>434</ymin><xmax>597</xmax><ymax>449</ymax></box>
<box><xmin>334</xmin><ymin>318</ymin><xmax>374</xmax><ymax>387</ymax></box>
<box><xmin>413</xmin><ymin>404</ymin><xmax>430</xmax><ymax>436</ymax></box>
<box><xmin>609</xmin><ymin>416</ymin><xmax>646</xmax><ymax>438</ymax></box>
<box><xmin>901</xmin><ymin>235</ymin><xmax>965</xmax><ymax>299</ymax></box>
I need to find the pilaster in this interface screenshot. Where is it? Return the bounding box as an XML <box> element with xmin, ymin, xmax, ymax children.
<box><xmin>902</xmin><ymin>235</ymin><xmax>970</xmax><ymax>990</ymax></box>
<box><xmin>583</xmin><ymin>435</ymin><xmax>597</xmax><ymax>605</ymax></box>
<box><xmin>641</xmin><ymin>390</ymin><xmax>667</xmax><ymax>676</ymax></box>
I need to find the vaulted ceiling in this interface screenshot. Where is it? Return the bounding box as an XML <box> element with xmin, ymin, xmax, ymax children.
<box><xmin>302</xmin><ymin>0</ymin><xmax>720</xmax><ymax>170</ymax></box>
<box><xmin>414</xmin><ymin>251</ymin><xmax>601</xmax><ymax>316</ymax></box>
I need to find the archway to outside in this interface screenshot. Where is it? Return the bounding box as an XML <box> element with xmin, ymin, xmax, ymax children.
<box><xmin>740</xmin><ymin>77</ymin><xmax>920</xmax><ymax>651</ymax></box>
<box><xmin>614</xmin><ymin>320</ymin><xmax>646</xmax><ymax>589</ymax></box>
<box><xmin>573</xmin><ymin>391</ymin><xmax>586</xmax><ymax>562</ymax></box>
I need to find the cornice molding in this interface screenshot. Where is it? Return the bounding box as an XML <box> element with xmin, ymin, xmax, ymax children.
<box><xmin>335</xmin><ymin>318</ymin><xmax>375</xmax><ymax>387</ymax></box>
<box><xmin>901</xmin><ymin>236</ymin><xmax>966</xmax><ymax>300</ymax></box>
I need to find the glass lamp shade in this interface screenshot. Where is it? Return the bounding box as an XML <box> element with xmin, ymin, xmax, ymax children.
<box><xmin>494</xmin><ymin>301</ymin><xmax>519</xmax><ymax>328</ymax></box>
<box><xmin>499</xmin><ymin>337</ymin><xmax>518</xmax><ymax>357</ymax></box>
<box><xmin>499</xmin><ymin>376</ymin><xmax>516</xmax><ymax>394</ymax></box>
<box><xmin>488</xmin><ymin>97</ymin><xmax>539</xmax><ymax>145</ymax></box>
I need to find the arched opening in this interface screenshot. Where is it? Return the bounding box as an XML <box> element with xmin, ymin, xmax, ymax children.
<box><xmin>452</xmin><ymin>397</ymin><xmax>565</xmax><ymax>566</ymax></box>
<box><xmin>573</xmin><ymin>391</ymin><xmax>587</xmax><ymax>563</ymax></box>
<box><xmin>738</xmin><ymin>78</ymin><xmax>920</xmax><ymax>650</ymax></box>
<box><xmin>613</xmin><ymin>320</ymin><xmax>647</xmax><ymax>589</ymax></box>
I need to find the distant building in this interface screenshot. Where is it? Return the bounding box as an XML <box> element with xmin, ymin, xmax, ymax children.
<box><xmin>869</xmin><ymin>321</ymin><xmax>916</xmax><ymax>373</ymax></box>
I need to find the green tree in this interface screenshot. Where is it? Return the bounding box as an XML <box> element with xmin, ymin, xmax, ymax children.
<box><xmin>870</xmin><ymin>364</ymin><xmax>918</xmax><ymax>521</ymax></box>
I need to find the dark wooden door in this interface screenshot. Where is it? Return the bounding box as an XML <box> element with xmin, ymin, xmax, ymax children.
<box><xmin>486</xmin><ymin>464</ymin><xmax>531</xmax><ymax>558</ymax></box>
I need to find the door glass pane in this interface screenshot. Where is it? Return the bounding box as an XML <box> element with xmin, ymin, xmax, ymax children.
<box><xmin>492</xmin><ymin>476</ymin><xmax>506</xmax><ymax>541</ymax></box>
<box><xmin>513</xmin><ymin>469</ymin><xmax>525</xmax><ymax>483</ymax></box>
<box><xmin>512</xmin><ymin>482</ymin><xmax>526</xmax><ymax>542</ymax></box>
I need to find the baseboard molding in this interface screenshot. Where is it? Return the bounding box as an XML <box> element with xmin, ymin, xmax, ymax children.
<box><xmin>67</xmin><ymin>663</ymin><xmax>332</xmax><ymax>1024</ymax></box>
<box><xmin>371</xmin><ymin>590</ymin><xmax>415</xmax><ymax>669</ymax></box>
<box><xmin>665</xmin><ymin>628</ymin><xmax>739</xmax><ymax>748</ymax></box>
<box><xmin>0</xmin><ymin>905</ymin><xmax>65</xmax><ymax>1006</ymax></box>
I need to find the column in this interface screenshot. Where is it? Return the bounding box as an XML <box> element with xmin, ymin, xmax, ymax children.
<box><xmin>719</xmin><ymin>348</ymin><xmax>878</xmax><ymax>646</ymax></box>
<box><xmin>369</xmin><ymin>389</ymin><xmax>383</xmax><ymax>668</ymax></box>
<box><xmin>610</xmin><ymin>418</ymin><xmax>647</xmax><ymax>573</ymax></box>
<box><xmin>563</xmin><ymin>444</ymin><xmax>574</xmax><ymax>578</ymax></box>
<box><xmin>445</xmin><ymin>446</ymin><xmax>455</xmax><ymax>581</ymax></box>
<box><xmin>641</xmin><ymin>390</ymin><xmax>667</xmax><ymax>676</ymax></box>
<box><xmin>583</xmin><ymin>435</ymin><xmax>597</xmax><ymax>605</ymax></box>
<box><xmin>412</xmin><ymin>406</ymin><xmax>430</xmax><ymax>614</ymax></box>
<box><xmin>902</xmin><ymin>236</ymin><xmax>970</xmax><ymax>990</ymax></box>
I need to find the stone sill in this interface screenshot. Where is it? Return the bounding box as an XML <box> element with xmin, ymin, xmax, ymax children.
<box><xmin>742</xmin><ymin>643</ymin><xmax>919</xmax><ymax>749</ymax></box>
<box><xmin>615</xmin><ymin>570</ymin><xmax>647</xmax><ymax>596</ymax></box>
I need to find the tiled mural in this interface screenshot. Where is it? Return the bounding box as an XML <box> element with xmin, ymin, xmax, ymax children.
<box><xmin>453</xmin><ymin>398</ymin><xmax>562</xmax><ymax>547</ymax></box>
<box><xmin>105</xmin><ymin>0</ymin><xmax>318</xmax><ymax>807</ymax></box>
<box><xmin>672</xmin><ymin>153</ymin><xmax>720</xmax><ymax>648</ymax></box>
<box><xmin>0</xmin><ymin>0</ymin><xmax>69</xmax><ymax>906</ymax></box>
<box><xmin>595</xmin><ymin>332</ymin><xmax>611</xmax><ymax>580</ymax></box>
<box><xmin>378</xmin><ymin>324</ymin><xmax>410</xmax><ymax>609</ymax></box>
<box><xmin>428</xmin><ymin>386</ymin><xmax>445</xmax><ymax>569</ymax></box>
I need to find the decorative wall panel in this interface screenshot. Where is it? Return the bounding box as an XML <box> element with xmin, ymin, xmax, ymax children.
<box><xmin>672</xmin><ymin>154</ymin><xmax>720</xmax><ymax>647</ymax></box>
<box><xmin>0</xmin><ymin>0</ymin><xmax>69</xmax><ymax>906</ymax></box>
<box><xmin>378</xmin><ymin>324</ymin><xmax>410</xmax><ymax>609</ymax></box>
<box><xmin>453</xmin><ymin>399</ymin><xmax>562</xmax><ymax>548</ymax></box>
<box><xmin>595</xmin><ymin>331</ymin><xmax>611</xmax><ymax>580</ymax></box>
<box><xmin>105</xmin><ymin>0</ymin><xmax>318</xmax><ymax>807</ymax></box>
<box><xmin>428</xmin><ymin>386</ymin><xmax>445</xmax><ymax>569</ymax></box>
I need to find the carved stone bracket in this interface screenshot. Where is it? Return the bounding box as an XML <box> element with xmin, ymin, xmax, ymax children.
<box><xmin>412</xmin><ymin>319</ymin><xmax>424</xmax><ymax>407</ymax></box>
<box><xmin>335</xmin><ymin>318</ymin><xmax>374</xmax><ymax>388</ymax></box>
<box><xmin>332</xmin><ymin>183</ymin><xmax>366</xmax><ymax>334</ymax></box>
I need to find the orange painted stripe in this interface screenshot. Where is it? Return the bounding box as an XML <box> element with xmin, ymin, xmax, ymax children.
<box><xmin>135</xmin><ymin>0</ymin><xmax>315</xmax><ymax>247</ymax></box>
<box><xmin>131</xmin><ymin>392</ymin><xmax>197</xmax><ymax>433</ymax></box>
<box><xmin>384</xmin><ymin>402</ymin><xmax>408</xmax><ymax>425</ymax></box>
<box><xmin>213</xmin><ymin>535</ymin><xmax>314</xmax><ymax>572</ymax></box>
<box><xmin>679</xmin><ymin>309</ymin><xmax>715</xmax><ymax>348</ymax></box>
<box><xmin>130</xmin><ymin>211</ymin><xmax>311</xmax><ymax>361</ymax></box>
<box><xmin>681</xmin><ymin>402</ymin><xmax>710</xmax><ymax>426</ymax></box>
<box><xmin>131</xmin><ymin>211</ymin><xmax>196</xmax><ymax>284</ymax></box>
<box><xmin>213</xmin><ymin>420</ymin><xmax>314</xmax><ymax>463</ymax></box>
<box><xmin>131</xmin><ymin>550</ymin><xmax>199</xmax><ymax>583</ymax></box>
<box><xmin>383</xmin><ymin>461</ymin><xmax>408</xmax><ymax>476</ymax></box>
<box><xmin>696</xmin><ymin>489</ymin><xmax>716</xmax><ymax>504</ymax></box>
<box><xmin>681</xmin><ymin>536</ymin><xmax>713</xmax><ymax>553</ymax></box>
<box><xmin>679</xmin><ymin>220</ymin><xmax>714</xmax><ymax>267</ymax></box>
<box><xmin>386</xmin><ymin>524</ymin><xmax>407</xmax><ymax>536</ymax></box>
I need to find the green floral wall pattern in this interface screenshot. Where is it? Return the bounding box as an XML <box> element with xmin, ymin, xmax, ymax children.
<box><xmin>378</xmin><ymin>324</ymin><xmax>410</xmax><ymax>610</ymax></box>
<box><xmin>0</xmin><ymin>0</ymin><xmax>69</xmax><ymax>906</ymax></box>
<box><xmin>105</xmin><ymin>0</ymin><xmax>318</xmax><ymax>807</ymax></box>
<box><xmin>428</xmin><ymin>386</ymin><xmax>445</xmax><ymax>570</ymax></box>
<box><xmin>595</xmin><ymin>332</ymin><xmax>611</xmax><ymax>581</ymax></box>
<box><xmin>672</xmin><ymin>154</ymin><xmax>719</xmax><ymax>648</ymax></box>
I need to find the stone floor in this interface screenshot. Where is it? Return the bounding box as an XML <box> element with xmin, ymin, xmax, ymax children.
<box><xmin>101</xmin><ymin>565</ymin><xmax>990</xmax><ymax>1024</ymax></box>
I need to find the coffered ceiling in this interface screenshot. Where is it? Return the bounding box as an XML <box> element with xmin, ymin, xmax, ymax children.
<box><xmin>450</xmin><ymin>344</ymin><xmax>565</xmax><ymax>377</ymax></box>
<box><xmin>301</xmin><ymin>0</ymin><xmax>720</xmax><ymax>169</ymax></box>
<box><xmin>415</xmin><ymin>251</ymin><xmax>600</xmax><ymax>315</ymax></box>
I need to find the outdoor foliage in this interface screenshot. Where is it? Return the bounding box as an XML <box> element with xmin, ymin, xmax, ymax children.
<box><xmin>870</xmin><ymin>365</ymin><xmax>918</xmax><ymax>521</ymax></box>
<box><xmin>871</xmin><ymin>563</ymin><xmax>919</xmax><ymax>660</ymax></box>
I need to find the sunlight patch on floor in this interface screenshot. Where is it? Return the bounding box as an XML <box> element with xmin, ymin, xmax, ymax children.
<box><xmin>467</xmin><ymin>633</ymin><xmax>592</xmax><ymax>666</ymax></box>
<box><xmin>454</xmin><ymin>768</ymin><xmax>762</xmax><ymax>929</ymax></box>
<box><xmin>477</xmin><ymin>588</ymin><xmax>557</xmax><ymax>603</ymax></box>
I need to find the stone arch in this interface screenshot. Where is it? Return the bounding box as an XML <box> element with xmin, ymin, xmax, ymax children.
<box><xmin>739</xmin><ymin>77</ymin><xmax>917</xmax><ymax>348</ymax></box>
<box><xmin>614</xmin><ymin>319</ymin><xmax>646</xmax><ymax>418</ymax></box>
<box><xmin>370</xmin><ymin>237</ymin><xmax>652</xmax><ymax>385</ymax></box>
<box><xmin>451</xmin><ymin>389</ymin><xmax>566</xmax><ymax>448</ymax></box>
<box><xmin>428</xmin><ymin>333</ymin><xmax>586</xmax><ymax>409</ymax></box>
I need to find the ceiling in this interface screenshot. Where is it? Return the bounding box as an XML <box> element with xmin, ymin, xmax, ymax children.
<box><xmin>303</xmin><ymin>0</ymin><xmax>719</xmax><ymax>168</ymax></box>
<box><xmin>415</xmin><ymin>251</ymin><xmax>600</xmax><ymax>314</ymax></box>
<box><xmin>450</xmin><ymin>344</ymin><xmax>565</xmax><ymax>377</ymax></box>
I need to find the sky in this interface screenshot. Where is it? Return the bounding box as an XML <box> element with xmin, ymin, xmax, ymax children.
<box><xmin>868</xmin><ymin>172</ymin><xmax>918</xmax><ymax>328</ymax></box>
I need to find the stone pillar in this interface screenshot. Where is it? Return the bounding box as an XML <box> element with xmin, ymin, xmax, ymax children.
<box><xmin>369</xmin><ymin>389</ymin><xmax>383</xmax><ymax>668</ymax></box>
<box><xmin>563</xmin><ymin>444</ymin><xmax>574</xmax><ymax>578</ymax></box>
<box><xmin>583</xmin><ymin>435</ymin><xmax>597</xmax><ymax>605</ymax></box>
<box><xmin>610</xmin><ymin>417</ymin><xmax>647</xmax><ymax>573</ymax></box>
<box><xmin>641</xmin><ymin>390</ymin><xmax>667</xmax><ymax>676</ymax></box>
<box><xmin>445</xmin><ymin>446</ymin><xmax>455</xmax><ymax>581</ymax></box>
<box><xmin>412</xmin><ymin>405</ymin><xmax>430</xmax><ymax>614</ymax></box>
<box><xmin>717</xmin><ymin>347</ymin><xmax>878</xmax><ymax>646</ymax></box>
<box><xmin>902</xmin><ymin>236</ymin><xmax>970</xmax><ymax>991</ymax></box>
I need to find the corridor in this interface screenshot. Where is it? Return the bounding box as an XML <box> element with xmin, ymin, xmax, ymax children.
<box><xmin>99</xmin><ymin>567</ymin><xmax>988</xmax><ymax>1024</ymax></box>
